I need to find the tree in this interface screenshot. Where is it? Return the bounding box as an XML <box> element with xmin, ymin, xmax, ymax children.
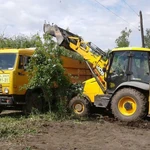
<box><xmin>26</xmin><ymin>34</ymin><xmax>73</xmax><ymax>114</ymax></box>
<box><xmin>115</xmin><ymin>27</ymin><xmax>132</xmax><ymax>47</ymax></box>
<box><xmin>144</xmin><ymin>28</ymin><xmax>150</xmax><ymax>48</ymax></box>
<box><xmin>0</xmin><ymin>34</ymin><xmax>37</xmax><ymax>48</ymax></box>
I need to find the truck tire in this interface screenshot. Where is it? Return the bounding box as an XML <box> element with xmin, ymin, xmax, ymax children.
<box><xmin>111</xmin><ymin>88</ymin><xmax>147</xmax><ymax>122</ymax></box>
<box><xmin>24</xmin><ymin>92</ymin><xmax>43</xmax><ymax>115</ymax></box>
<box><xmin>69</xmin><ymin>96</ymin><xmax>90</xmax><ymax>117</ymax></box>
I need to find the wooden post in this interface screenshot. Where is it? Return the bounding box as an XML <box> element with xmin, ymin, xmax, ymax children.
<box><xmin>139</xmin><ymin>11</ymin><xmax>145</xmax><ymax>47</ymax></box>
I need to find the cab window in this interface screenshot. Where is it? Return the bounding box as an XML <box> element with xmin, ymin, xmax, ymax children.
<box><xmin>107</xmin><ymin>51</ymin><xmax>129</xmax><ymax>90</ymax></box>
<box><xmin>131</xmin><ymin>51</ymin><xmax>149</xmax><ymax>83</ymax></box>
<box><xmin>18</xmin><ymin>55</ymin><xmax>31</xmax><ymax>69</ymax></box>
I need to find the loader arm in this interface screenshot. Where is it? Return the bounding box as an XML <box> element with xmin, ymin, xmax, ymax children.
<box><xmin>43</xmin><ymin>23</ymin><xmax>108</xmax><ymax>91</ymax></box>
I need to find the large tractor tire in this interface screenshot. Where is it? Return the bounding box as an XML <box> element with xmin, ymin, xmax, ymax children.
<box><xmin>111</xmin><ymin>88</ymin><xmax>147</xmax><ymax>122</ymax></box>
<box><xmin>24</xmin><ymin>91</ymin><xmax>44</xmax><ymax>115</ymax></box>
<box><xmin>69</xmin><ymin>96</ymin><xmax>90</xmax><ymax>117</ymax></box>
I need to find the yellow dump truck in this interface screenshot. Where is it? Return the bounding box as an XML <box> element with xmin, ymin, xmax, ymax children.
<box><xmin>0</xmin><ymin>48</ymin><xmax>91</xmax><ymax>113</ymax></box>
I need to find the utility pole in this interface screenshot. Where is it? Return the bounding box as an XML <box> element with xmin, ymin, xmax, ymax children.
<box><xmin>139</xmin><ymin>10</ymin><xmax>145</xmax><ymax>47</ymax></box>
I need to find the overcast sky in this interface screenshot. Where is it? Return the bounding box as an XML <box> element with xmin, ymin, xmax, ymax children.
<box><xmin>0</xmin><ymin>0</ymin><xmax>150</xmax><ymax>50</ymax></box>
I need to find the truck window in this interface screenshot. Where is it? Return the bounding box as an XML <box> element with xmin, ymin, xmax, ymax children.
<box><xmin>0</xmin><ymin>53</ymin><xmax>16</xmax><ymax>70</ymax></box>
<box><xmin>18</xmin><ymin>56</ymin><xmax>23</xmax><ymax>69</ymax></box>
<box><xmin>18</xmin><ymin>55</ymin><xmax>31</xmax><ymax>69</ymax></box>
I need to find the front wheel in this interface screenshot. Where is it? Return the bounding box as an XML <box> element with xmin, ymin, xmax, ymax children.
<box><xmin>111</xmin><ymin>88</ymin><xmax>147</xmax><ymax>122</ymax></box>
<box><xmin>69</xmin><ymin>96</ymin><xmax>90</xmax><ymax>117</ymax></box>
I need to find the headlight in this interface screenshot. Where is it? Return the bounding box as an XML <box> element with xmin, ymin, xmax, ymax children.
<box><xmin>4</xmin><ymin>88</ymin><xmax>9</xmax><ymax>94</ymax></box>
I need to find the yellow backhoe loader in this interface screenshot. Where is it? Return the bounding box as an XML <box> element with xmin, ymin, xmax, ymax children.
<box><xmin>43</xmin><ymin>23</ymin><xmax>150</xmax><ymax>122</ymax></box>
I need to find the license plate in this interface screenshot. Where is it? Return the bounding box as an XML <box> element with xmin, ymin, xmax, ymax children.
<box><xmin>0</xmin><ymin>74</ymin><xmax>10</xmax><ymax>83</ymax></box>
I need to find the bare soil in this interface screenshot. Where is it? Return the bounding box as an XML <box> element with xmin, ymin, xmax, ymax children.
<box><xmin>0</xmin><ymin>112</ymin><xmax>150</xmax><ymax>150</ymax></box>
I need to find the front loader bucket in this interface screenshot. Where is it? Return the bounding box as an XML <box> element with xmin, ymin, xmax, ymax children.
<box><xmin>43</xmin><ymin>23</ymin><xmax>81</xmax><ymax>51</ymax></box>
<box><xmin>43</xmin><ymin>23</ymin><xmax>64</xmax><ymax>46</ymax></box>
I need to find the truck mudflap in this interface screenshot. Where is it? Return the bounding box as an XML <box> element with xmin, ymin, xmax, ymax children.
<box><xmin>0</xmin><ymin>96</ymin><xmax>13</xmax><ymax>105</ymax></box>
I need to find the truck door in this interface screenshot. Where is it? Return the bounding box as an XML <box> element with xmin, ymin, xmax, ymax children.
<box><xmin>15</xmin><ymin>55</ymin><xmax>30</xmax><ymax>95</ymax></box>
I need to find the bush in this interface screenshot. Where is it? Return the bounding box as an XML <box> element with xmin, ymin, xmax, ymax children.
<box><xmin>26</xmin><ymin>34</ymin><xmax>77</xmax><ymax>116</ymax></box>
<box><xmin>0</xmin><ymin>34</ymin><xmax>37</xmax><ymax>48</ymax></box>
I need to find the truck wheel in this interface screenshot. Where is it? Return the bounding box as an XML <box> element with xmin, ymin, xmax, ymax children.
<box><xmin>111</xmin><ymin>88</ymin><xmax>147</xmax><ymax>122</ymax></box>
<box><xmin>25</xmin><ymin>92</ymin><xmax>43</xmax><ymax>115</ymax></box>
<box><xmin>69</xmin><ymin>96</ymin><xmax>90</xmax><ymax>117</ymax></box>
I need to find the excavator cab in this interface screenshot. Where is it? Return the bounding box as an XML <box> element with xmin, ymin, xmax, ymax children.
<box><xmin>107</xmin><ymin>50</ymin><xmax>150</xmax><ymax>92</ymax></box>
<box><xmin>105</xmin><ymin>49</ymin><xmax>150</xmax><ymax>122</ymax></box>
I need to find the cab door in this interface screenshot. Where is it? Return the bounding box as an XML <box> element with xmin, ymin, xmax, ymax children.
<box><xmin>106</xmin><ymin>51</ymin><xmax>130</xmax><ymax>91</ymax></box>
<box><xmin>130</xmin><ymin>51</ymin><xmax>150</xmax><ymax>83</ymax></box>
<box><xmin>14</xmin><ymin>55</ymin><xmax>30</xmax><ymax>95</ymax></box>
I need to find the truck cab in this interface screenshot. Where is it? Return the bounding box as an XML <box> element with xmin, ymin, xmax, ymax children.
<box><xmin>0</xmin><ymin>48</ymin><xmax>34</xmax><ymax>111</ymax></box>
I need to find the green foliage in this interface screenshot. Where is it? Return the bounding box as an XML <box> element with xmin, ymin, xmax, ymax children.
<box><xmin>0</xmin><ymin>113</ymin><xmax>68</xmax><ymax>139</ymax></box>
<box><xmin>0</xmin><ymin>115</ymin><xmax>39</xmax><ymax>139</ymax></box>
<box><xmin>115</xmin><ymin>27</ymin><xmax>132</xmax><ymax>47</ymax></box>
<box><xmin>144</xmin><ymin>28</ymin><xmax>150</xmax><ymax>48</ymax></box>
<box><xmin>0</xmin><ymin>111</ymin><xmax>91</xmax><ymax>139</ymax></box>
<box><xmin>0</xmin><ymin>34</ymin><xmax>37</xmax><ymax>48</ymax></box>
<box><xmin>26</xmin><ymin>34</ymin><xmax>73</xmax><ymax>115</ymax></box>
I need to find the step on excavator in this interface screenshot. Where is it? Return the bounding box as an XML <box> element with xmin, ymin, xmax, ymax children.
<box><xmin>43</xmin><ymin>23</ymin><xmax>150</xmax><ymax>122</ymax></box>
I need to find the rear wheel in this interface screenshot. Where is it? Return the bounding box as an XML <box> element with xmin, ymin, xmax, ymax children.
<box><xmin>111</xmin><ymin>88</ymin><xmax>147</xmax><ymax>122</ymax></box>
<box><xmin>24</xmin><ymin>92</ymin><xmax>44</xmax><ymax>115</ymax></box>
<box><xmin>69</xmin><ymin>96</ymin><xmax>90</xmax><ymax>117</ymax></box>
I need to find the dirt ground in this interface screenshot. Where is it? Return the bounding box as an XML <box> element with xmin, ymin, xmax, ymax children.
<box><xmin>0</xmin><ymin>112</ymin><xmax>150</xmax><ymax>150</ymax></box>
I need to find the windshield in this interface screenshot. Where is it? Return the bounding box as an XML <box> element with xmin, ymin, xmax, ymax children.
<box><xmin>107</xmin><ymin>51</ymin><xmax>129</xmax><ymax>90</ymax></box>
<box><xmin>0</xmin><ymin>53</ymin><xmax>16</xmax><ymax>70</ymax></box>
